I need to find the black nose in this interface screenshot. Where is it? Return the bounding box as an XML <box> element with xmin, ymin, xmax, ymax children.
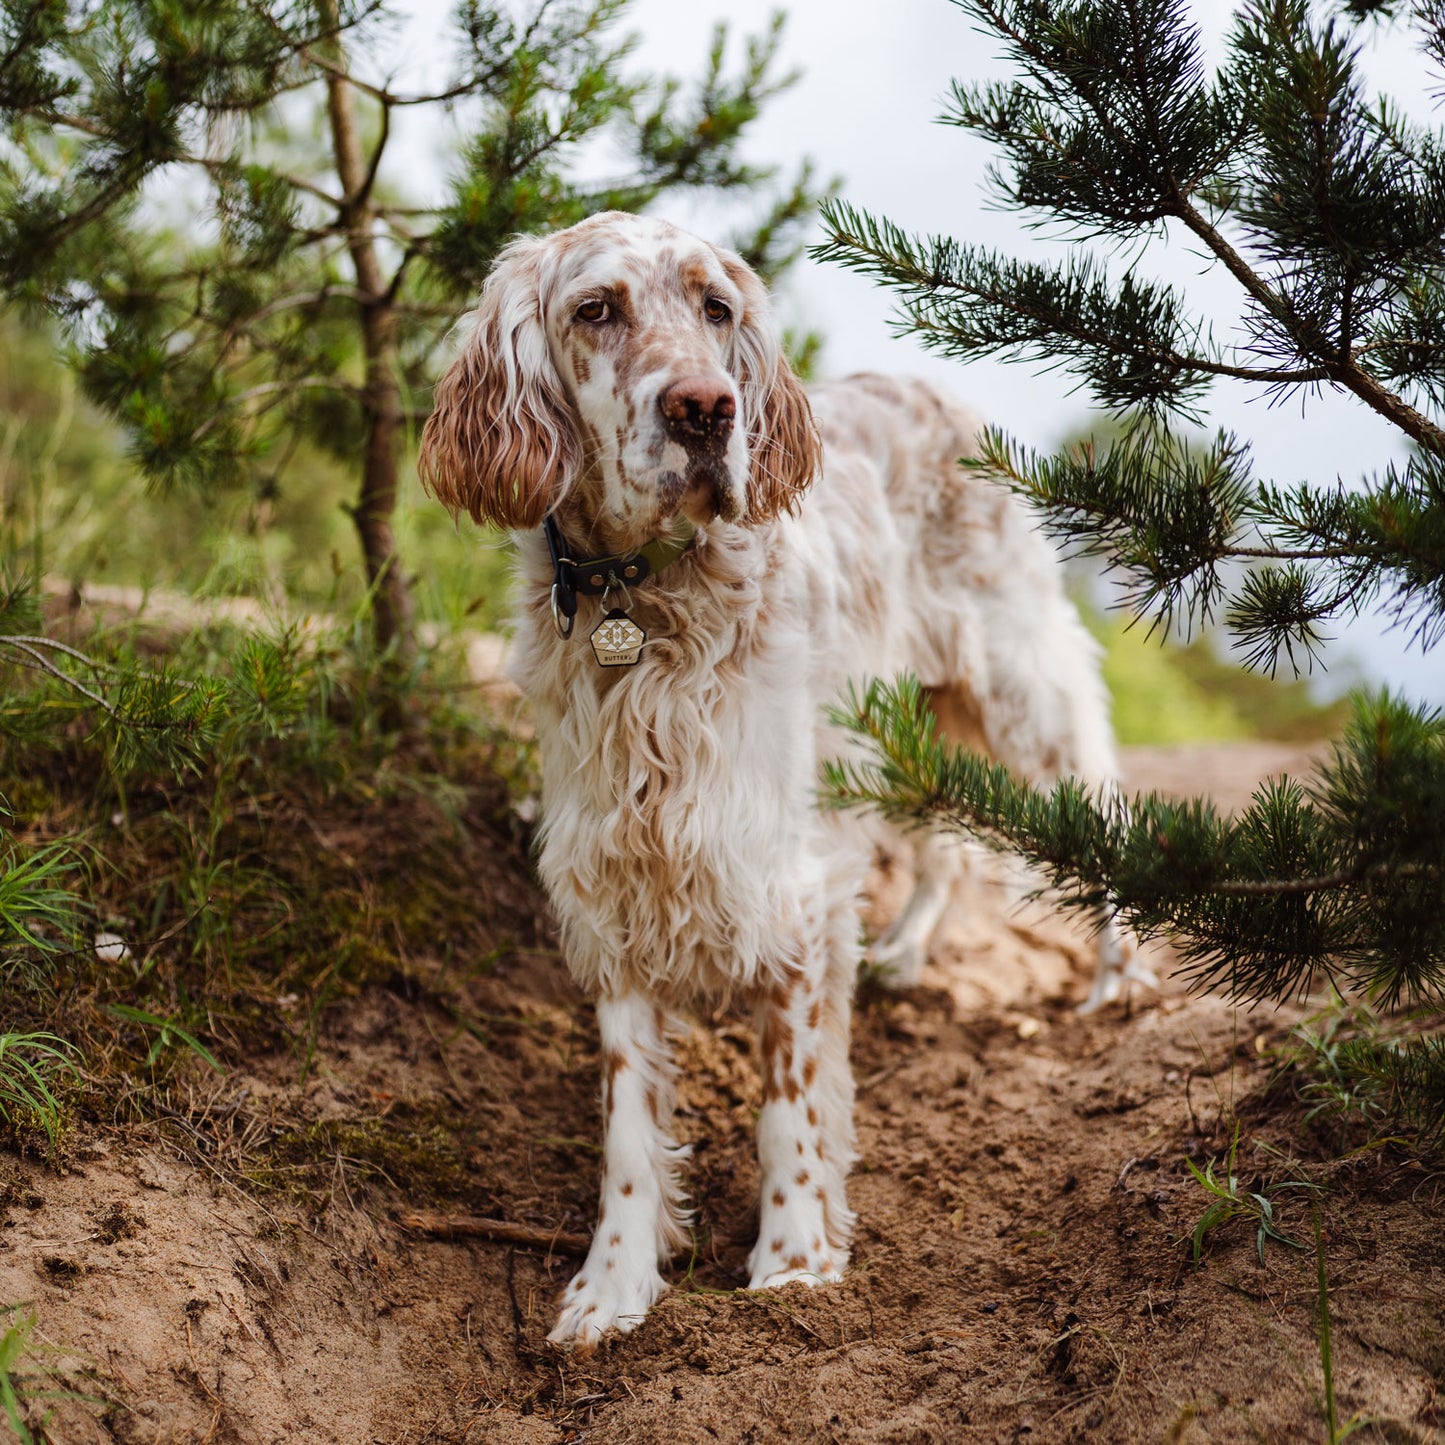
<box><xmin>660</xmin><ymin>375</ymin><xmax>736</xmax><ymax>445</ymax></box>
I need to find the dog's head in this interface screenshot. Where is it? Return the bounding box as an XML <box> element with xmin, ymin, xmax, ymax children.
<box><xmin>419</xmin><ymin>212</ymin><xmax>821</xmax><ymax>545</ymax></box>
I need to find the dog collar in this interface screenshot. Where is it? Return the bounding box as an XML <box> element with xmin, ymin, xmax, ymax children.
<box><xmin>544</xmin><ymin>514</ymin><xmax>698</xmax><ymax>641</ymax></box>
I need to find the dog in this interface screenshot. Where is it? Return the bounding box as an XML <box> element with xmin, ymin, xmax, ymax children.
<box><xmin>418</xmin><ymin>211</ymin><xmax>1147</xmax><ymax>1347</ymax></box>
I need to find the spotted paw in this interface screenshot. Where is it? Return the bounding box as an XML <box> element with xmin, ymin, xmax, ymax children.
<box><xmin>546</xmin><ymin>1267</ymin><xmax>667</xmax><ymax>1349</ymax></box>
<box><xmin>748</xmin><ymin>1255</ymin><xmax>845</xmax><ymax>1291</ymax></box>
<box><xmin>747</xmin><ymin>1235</ymin><xmax>846</xmax><ymax>1292</ymax></box>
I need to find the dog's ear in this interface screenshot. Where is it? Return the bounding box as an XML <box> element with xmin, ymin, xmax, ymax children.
<box><xmin>419</xmin><ymin>238</ymin><xmax>577</xmax><ymax>530</ymax></box>
<box><xmin>724</xmin><ymin>258</ymin><xmax>822</xmax><ymax>522</ymax></box>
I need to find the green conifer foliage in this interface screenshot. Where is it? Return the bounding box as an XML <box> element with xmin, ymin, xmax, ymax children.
<box><xmin>0</xmin><ymin>0</ymin><xmax>822</xmax><ymax>658</ymax></box>
<box><xmin>816</xmin><ymin>1</ymin><xmax>1445</xmax><ymax>1108</ymax></box>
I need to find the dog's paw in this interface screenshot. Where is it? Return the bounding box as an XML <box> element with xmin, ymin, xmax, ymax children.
<box><xmin>748</xmin><ymin>1254</ymin><xmax>845</xmax><ymax>1292</ymax></box>
<box><xmin>863</xmin><ymin>932</ymin><xmax>926</xmax><ymax>990</ymax></box>
<box><xmin>546</xmin><ymin>1267</ymin><xmax>667</xmax><ymax>1350</ymax></box>
<box><xmin>747</xmin><ymin>1235</ymin><xmax>846</xmax><ymax>1292</ymax></box>
<box><xmin>1124</xmin><ymin>956</ymin><xmax>1160</xmax><ymax>990</ymax></box>
<box><xmin>1076</xmin><ymin>951</ymin><xmax>1160</xmax><ymax>1014</ymax></box>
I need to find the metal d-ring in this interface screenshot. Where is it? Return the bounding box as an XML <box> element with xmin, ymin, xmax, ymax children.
<box><xmin>550</xmin><ymin>582</ymin><xmax>574</xmax><ymax>639</ymax></box>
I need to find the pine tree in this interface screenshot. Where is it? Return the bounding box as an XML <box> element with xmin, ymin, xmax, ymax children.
<box><xmin>813</xmin><ymin>0</ymin><xmax>1445</xmax><ymax>1099</ymax></box>
<box><xmin>0</xmin><ymin>0</ymin><xmax>821</xmax><ymax>661</ymax></box>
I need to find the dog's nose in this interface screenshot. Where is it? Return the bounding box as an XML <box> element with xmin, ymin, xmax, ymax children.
<box><xmin>660</xmin><ymin>376</ymin><xmax>736</xmax><ymax>445</ymax></box>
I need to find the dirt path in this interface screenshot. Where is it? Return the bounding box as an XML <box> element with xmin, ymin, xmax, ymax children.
<box><xmin>3</xmin><ymin>743</ymin><xmax>1442</xmax><ymax>1444</ymax></box>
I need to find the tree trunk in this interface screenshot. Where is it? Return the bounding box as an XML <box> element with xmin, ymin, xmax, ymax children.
<box><xmin>319</xmin><ymin>0</ymin><xmax>414</xmax><ymax>667</ymax></box>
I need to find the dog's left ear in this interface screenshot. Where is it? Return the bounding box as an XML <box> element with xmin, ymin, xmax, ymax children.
<box><xmin>723</xmin><ymin>257</ymin><xmax>822</xmax><ymax>522</ymax></box>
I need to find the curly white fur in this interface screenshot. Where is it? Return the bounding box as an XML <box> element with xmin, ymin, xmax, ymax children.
<box><xmin>419</xmin><ymin>211</ymin><xmax>1151</xmax><ymax>1348</ymax></box>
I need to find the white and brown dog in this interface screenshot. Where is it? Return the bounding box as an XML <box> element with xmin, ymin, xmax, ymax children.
<box><xmin>419</xmin><ymin>211</ymin><xmax>1147</xmax><ymax>1347</ymax></box>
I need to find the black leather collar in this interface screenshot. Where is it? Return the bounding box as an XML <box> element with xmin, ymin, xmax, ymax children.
<box><xmin>543</xmin><ymin>514</ymin><xmax>698</xmax><ymax>639</ymax></box>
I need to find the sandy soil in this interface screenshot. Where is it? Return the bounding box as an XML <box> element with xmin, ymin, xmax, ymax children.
<box><xmin>4</xmin><ymin>740</ymin><xmax>1443</xmax><ymax>1444</ymax></box>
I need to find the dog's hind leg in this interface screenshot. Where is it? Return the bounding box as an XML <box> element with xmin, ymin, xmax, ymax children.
<box><xmin>962</xmin><ymin>616</ymin><xmax>1158</xmax><ymax>1012</ymax></box>
<box><xmin>866</xmin><ymin>683</ymin><xmax>983</xmax><ymax>988</ymax></box>
<box><xmin>1076</xmin><ymin>898</ymin><xmax>1153</xmax><ymax>1012</ymax></box>
<box><xmin>1072</xmin><ymin>780</ymin><xmax>1158</xmax><ymax>1013</ymax></box>
<box><xmin>867</xmin><ymin>829</ymin><xmax>964</xmax><ymax>988</ymax></box>
<box><xmin>548</xmin><ymin>992</ymin><xmax>690</xmax><ymax>1347</ymax></box>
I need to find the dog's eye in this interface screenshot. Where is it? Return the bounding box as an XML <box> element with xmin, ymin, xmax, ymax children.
<box><xmin>703</xmin><ymin>297</ymin><xmax>731</xmax><ymax>324</ymax></box>
<box><xmin>576</xmin><ymin>299</ymin><xmax>610</xmax><ymax>324</ymax></box>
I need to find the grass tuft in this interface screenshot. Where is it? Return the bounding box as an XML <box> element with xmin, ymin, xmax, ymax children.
<box><xmin>1275</xmin><ymin>996</ymin><xmax>1445</xmax><ymax>1152</ymax></box>
<box><xmin>0</xmin><ymin>844</ymin><xmax>84</xmax><ymax>986</ymax></box>
<box><xmin>1183</xmin><ymin>1126</ymin><xmax>1318</xmax><ymax>1267</ymax></box>
<box><xmin>0</xmin><ymin>1304</ymin><xmax>109</xmax><ymax>1442</ymax></box>
<box><xmin>0</xmin><ymin>1034</ymin><xmax>79</xmax><ymax>1155</ymax></box>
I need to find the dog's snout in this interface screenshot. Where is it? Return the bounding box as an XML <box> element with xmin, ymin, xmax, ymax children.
<box><xmin>660</xmin><ymin>375</ymin><xmax>736</xmax><ymax>445</ymax></box>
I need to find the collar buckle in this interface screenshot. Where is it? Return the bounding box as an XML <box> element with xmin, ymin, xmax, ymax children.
<box><xmin>543</xmin><ymin>514</ymin><xmax>695</xmax><ymax>642</ymax></box>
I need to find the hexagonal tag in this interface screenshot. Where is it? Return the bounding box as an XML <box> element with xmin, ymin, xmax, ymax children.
<box><xmin>590</xmin><ymin>609</ymin><xmax>646</xmax><ymax>667</ymax></box>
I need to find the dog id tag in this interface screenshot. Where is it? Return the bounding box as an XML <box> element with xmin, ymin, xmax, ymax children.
<box><xmin>590</xmin><ymin>609</ymin><xmax>646</xmax><ymax>667</ymax></box>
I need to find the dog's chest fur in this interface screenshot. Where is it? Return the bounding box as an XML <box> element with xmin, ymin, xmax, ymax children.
<box><xmin>512</xmin><ymin>526</ymin><xmax>830</xmax><ymax>1000</ymax></box>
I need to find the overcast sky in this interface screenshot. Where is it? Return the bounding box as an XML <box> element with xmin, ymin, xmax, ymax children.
<box><xmin>387</xmin><ymin>0</ymin><xmax>1444</xmax><ymax>703</ymax></box>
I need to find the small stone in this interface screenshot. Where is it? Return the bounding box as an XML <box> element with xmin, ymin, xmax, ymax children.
<box><xmin>94</xmin><ymin>931</ymin><xmax>131</xmax><ymax>965</ymax></box>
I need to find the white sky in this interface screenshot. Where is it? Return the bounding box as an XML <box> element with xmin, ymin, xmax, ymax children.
<box><xmin>382</xmin><ymin>0</ymin><xmax>1444</xmax><ymax>703</ymax></box>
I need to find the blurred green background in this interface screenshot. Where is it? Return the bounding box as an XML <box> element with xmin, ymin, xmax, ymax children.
<box><xmin>1</xmin><ymin>313</ymin><xmax>512</xmax><ymax>633</ymax></box>
<box><xmin>2</xmin><ymin>311</ymin><xmax>1350</xmax><ymax>745</ymax></box>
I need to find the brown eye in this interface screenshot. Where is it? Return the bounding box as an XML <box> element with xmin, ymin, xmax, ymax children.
<box><xmin>704</xmin><ymin>296</ymin><xmax>730</xmax><ymax>324</ymax></box>
<box><xmin>576</xmin><ymin>299</ymin><xmax>610</xmax><ymax>324</ymax></box>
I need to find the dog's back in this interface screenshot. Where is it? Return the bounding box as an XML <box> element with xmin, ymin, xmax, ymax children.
<box><xmin>790</xmin><ymin>373</ymin><xmax>1117</xmax><ymax>789</ymax></box>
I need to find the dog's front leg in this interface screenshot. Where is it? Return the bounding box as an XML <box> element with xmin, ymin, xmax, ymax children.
<box><xmin>548</xmin><ymin>991</ymin><xmax>689</xmax><ymax>1348</ymax></box>
<box><xmin>748</xmin><ymin>937</ymin><xmax>855</xmax><ymax>1291</ymax></box>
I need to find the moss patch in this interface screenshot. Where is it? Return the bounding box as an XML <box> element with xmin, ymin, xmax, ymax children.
<box><xmin>249</xmin><ymin>1105</ymin><xmax>475</xmax><ymax>1209</ymax></box>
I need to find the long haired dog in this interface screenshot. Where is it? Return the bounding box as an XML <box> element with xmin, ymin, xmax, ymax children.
<box><xmin>419</xmin><ymin>212</ymin><xmax>1147</xmax><ymax>1347</ymax></box>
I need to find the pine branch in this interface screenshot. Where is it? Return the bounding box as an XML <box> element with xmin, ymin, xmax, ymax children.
<box><xmin>815</xmin><ymin>201</ymin><xmax>1220</xmax><ymax>417</ymax></box>
<box><xmin>822</xmin><ymin>1</ymin><xmax>1445</xmax><ymax>453</ymax></box>
<box><xmin>825</xmin><ymin>677</ymin><xmax>1445</xmax><ymax>1005</ymax></box>
<box><xmin>942</xmin><ymin>0</ymin><xmax>1239</xmax><ymax>230</ymax></box>
<box><xmin>234</xmin><ymin>283</ymin><xmax>369</xmax><ymax>325</ymax></box>
<box><xmin>1170</xmin><ymin>194</ymin><xmax>1445</xmax><ymax>456</ymax></box>
<box><xmin>188</xmin><ymin>376</ymin><xmax>364</xmax><ymax>444</ymax></box>
<box><xmin>974</xmin><ymin>421</ymin><xmax>1445</xmax><ymax>670</ymax></box>
<box><xmin>0</xmin><ymin>623</ymin><xmax>226</xmax><ymax>778</ymax></box>
<box><xmin>5</xmin><ymin>640</ymin><xmax>118</xmax><ymax>715</ymax></box>
<box><xmin>971</xmin><ymin>423</ymin><xmax>1254</xmax><ymax>634</ymax></box>
<box><xmin>818</xmin><ymin>0</ymin><xmax>1445</xmax><ymax>673</ymax></box>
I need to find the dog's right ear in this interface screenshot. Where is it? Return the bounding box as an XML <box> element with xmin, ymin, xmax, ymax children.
<box><xmin>419</xmin><ymin>238</ymin><xmax>577</xmax><ymax>530</ymax></box>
